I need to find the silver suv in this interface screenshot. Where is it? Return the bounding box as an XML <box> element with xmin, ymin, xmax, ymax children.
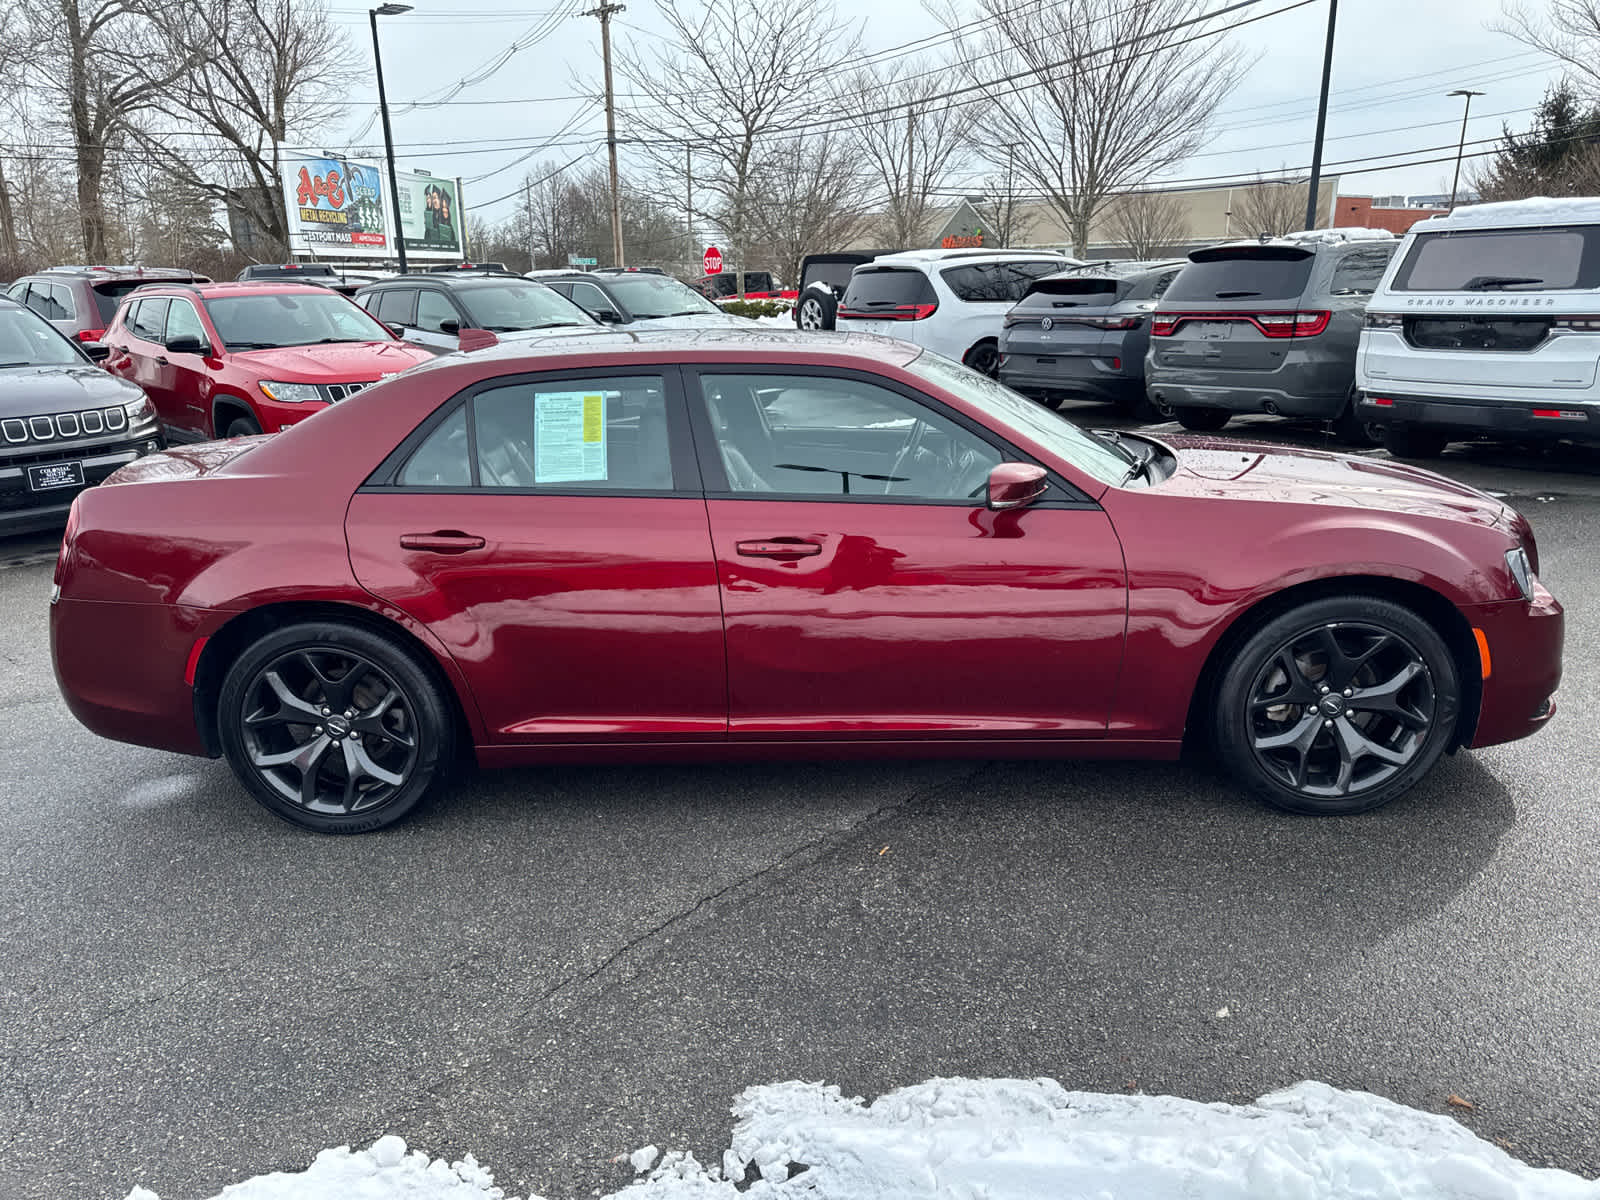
<box><xmin>1145</xmin><ymin>231</ymin><xmax>1397</xmax><ymax>442</ymax></box>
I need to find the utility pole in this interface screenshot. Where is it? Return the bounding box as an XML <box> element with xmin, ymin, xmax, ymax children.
<box><xmin>1303</xmin><ymin>0</ymin><xmax>1337</xmax><ymax>231</ymax></box>
<box><xmin>369</xmin><ymin>4</ymin><xmax>413</xmax><ymax>273</ymax></box>
<box><xmin>587</xmin><ymin>2</ymin><xmax>626</xmax><ymax>268</ymax></box>
<box><xmin>1448</xmin><ymin>89</ymin><xmax>1486</xmax><ymax>210</ymax></box>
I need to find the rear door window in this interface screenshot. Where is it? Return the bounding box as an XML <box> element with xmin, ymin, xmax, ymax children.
<box><xmin>941</xmin><ymin>261</ymin><xmax>1063</xmax><ymax>302</ymax></box>
<box><xmin>128</xmin><ymin>298</ymin><xmax>170</xmax><ymax>342</ymax></box>
<box><xmin>1164</xmin><ymin>251</ymin><xmax>1315</xmax><ymax>303</ymax></box>
<box><xmin>24</xmin><ymin>283</ymin><xmax>69</xmax><ymax>320</ymax></box>
<box><xmin>802</xmin><ymin>260</ymin><xmax>861</xmax><ymax>293</ymax></box>
<box><xmin>373</xmin><ymin>289</ymin><xmax>417</xmax><ymax>325</ymax></box>
<box><xmin>841</xmin><ymin>268</ymin><xmax>937</xmax><ymax>309</ymax></box>
<box><xmin>1328</xmin><ymin>245</ymin><xmax>1396</xmax><ymax>295</ymax></box>
<box><xmin>1017</xmin><ymin>276</ymin><xmax>1121</xmax><ymax>309</ymax></box>
<box><xmin>414</xmin><ymin>290</ymin><xmax>460</xmax><ymax>333</ymax></box>
<box><xmin>1390</xmin><ymin>227</ymin><xmax>1600</xmax><ymax>291</ymax></box>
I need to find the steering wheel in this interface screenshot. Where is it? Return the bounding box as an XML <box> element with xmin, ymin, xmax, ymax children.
<box><xmin>884</xmin><ymin>418</ymin><xmax>931</xmax><ymax>494</ymax></box>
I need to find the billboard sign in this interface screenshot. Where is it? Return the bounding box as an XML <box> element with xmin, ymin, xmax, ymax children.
<box><xmin>280</xmin><ymin>154</ymin><xmax>465</xmax><ymax>261</ymax></box>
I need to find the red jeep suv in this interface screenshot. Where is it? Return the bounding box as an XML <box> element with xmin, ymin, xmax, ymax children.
<box><xmin>100</xmin><ymin>281</ymin><xmax>434</xmax><ymax>441</ymax></box>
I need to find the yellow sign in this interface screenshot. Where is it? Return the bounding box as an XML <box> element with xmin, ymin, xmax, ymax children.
<box><xmin>582</xmin><ymin>395</ymin><xmax>604</xmax><ymax>443</ymax></box>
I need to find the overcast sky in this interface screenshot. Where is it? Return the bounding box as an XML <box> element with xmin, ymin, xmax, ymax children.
<box><xmin>323</xmin><ymin>0</ymin><xmax>1560</xmax><ymax>228</ymax></box>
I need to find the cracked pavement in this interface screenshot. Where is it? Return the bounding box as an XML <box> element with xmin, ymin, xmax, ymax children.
<box><xmin>2</xmin><ymin>416</ymin><xmax>1599</xmax><ymax>1200</ymax></box>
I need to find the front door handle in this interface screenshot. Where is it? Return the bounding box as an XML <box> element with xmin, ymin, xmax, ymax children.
<box><xmin>399</xmin><ymin>530</ymin><xmax>486</xmax><ymax>554</ymax></box>
<box><xmin>736</xmin><ymin>538</ymin><xmax>822</xmax><ymax>559</ymax></box>
<box><xmin>154</xmin><ymin>355</ymin><xmax>169</xmax><ymax>366</ymax></box>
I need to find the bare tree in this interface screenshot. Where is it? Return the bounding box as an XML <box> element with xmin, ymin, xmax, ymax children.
<box><xmin>1499</xmin><ymin>2</ymin><xmax>1600</xmax><ymax>100</ymax></box>
<box><xmin>1104</xmin><ymin>189</ymin><xmax>1190</xmax><ymax>258</ymax></box>
<box><xmin>843</xmin><ymin>57</ymin><xmax>969</xmax><ymax>248</ymax></box>
<box><xmin>131</xmin><ymin>0</ymin><xmax>359</xmax><ymax>260</ymax></box>
<box><xmin>971</xmin><ymin>148</ymin><xmax>1035</xmax><ymax>248</ymax></box>
<box><xmin>938</xmin><ymin>0</ymin><xmax>1246</xmax><ymax>256</ymax></box>
<box><xmin>22</xmin><ymin>1</ymin><xmax>191</xmax><ymax>258</ymax></box>
<box><xmin>748</xmin><ymin>132</ymin><xmax>874</xmax><ymax>284</ymax></box>
<box><xmin>1235</xmin><ymin>174</ymin><xmax>1310</xmax><ymax>238</ymax></box>
<box><xmin>615</xmin><ymin>0</ymin><xmax>859</xmax><ymax>287</ymax></box>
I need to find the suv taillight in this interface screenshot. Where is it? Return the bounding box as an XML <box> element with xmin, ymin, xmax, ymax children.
<box><xmin>1151</xmin><ymin>311</ymin><xmax>1329</xmax><ymax>338</ymax></box>
<box><xmin>839</xmin><ymin>302</ymin><xmax>938</xmax><ymax>321</ymax></box>
<box><xmin>75</xmin><ymin>328</ymin><xmax>106</xmax><ymax>342</ymax></box>
<box><xmin>1364</xmin><ymin>312</ymin><xmax>1403</xmax><ymax>329</ymax></box>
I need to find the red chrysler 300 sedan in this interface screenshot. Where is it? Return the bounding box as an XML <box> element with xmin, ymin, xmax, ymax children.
<box><xmin>50</xmin><ymin>331</ymin><xmax>1562</xmax><ymax>833</ymax></box>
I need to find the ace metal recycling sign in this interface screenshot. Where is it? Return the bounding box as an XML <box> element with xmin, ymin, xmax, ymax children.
<box><xmin>280</xmin><ymin>154</ymin><xmax>465</xmax><ymax>260</ymax></box>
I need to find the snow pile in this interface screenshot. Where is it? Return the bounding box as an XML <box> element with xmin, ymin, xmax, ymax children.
<box><xmin>616</xmin><ymin>1079</ymin><xmax>1600</xmax><ymax>1199</ymax></box>
<box><xmin>120</xmin><ymin>1080</ymin><xmax>1600</xmax><ymax>1200</ymax></box>
<box><xmin>1282</xmin><ymin>226</ymin><xmax>1397</xmax><ymax>243</ymax></box>
<box><xmin>123</xmin><ymin>1135</ymin><xmax>522</xmax><ymax>1200</ymax></box>
<box><xmin>1417</xmin><ymin>195</ymin><xmax>1600</xmax><ymax>229</ymax></box>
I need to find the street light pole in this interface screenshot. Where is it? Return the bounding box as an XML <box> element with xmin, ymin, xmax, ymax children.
<box><xmin>1303</xmin><ymin>0</ymin><xmax>1337</xmax><ymax>230</ymax></box>
<box><xmin>1448</xmin><ymin>89</ymin><xmax>1486</xmax><ymax>210</ymax></box>
<box><xmin>370</xmin><ymin>4</ymin><xmax>412</xmax><ymax>274</ymax></box>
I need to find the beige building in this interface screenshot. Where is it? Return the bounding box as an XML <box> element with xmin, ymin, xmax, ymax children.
<box><xmin>848</xmin><ymin>177</ymin><xmax>1344</xmax><ymax>259</ymax></box>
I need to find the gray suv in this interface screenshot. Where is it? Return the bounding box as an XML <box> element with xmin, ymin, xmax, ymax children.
<box><xmin>999</xmin><ymin>260</ymin><xmax>1184</xmax><ymax>415</ymax></box>
<box><xmin>1145</xmin><ymin>232</ymin><xmax>1397</xmax><ymax>441</ymax></box>
<box><xmin>6</xmin><ymin>266</ymin><xmax>208</xmax><ymax>353</ymax></box>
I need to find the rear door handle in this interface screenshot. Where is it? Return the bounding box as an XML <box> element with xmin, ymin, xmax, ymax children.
<box><xmin>399</xmin><ymin>530</ymin><xmax>486</xmax><ymax>554</ymax></box>
<box><xmin>736</xmin><ymin>538</ymin><xmax>822</xmax><ymax>559</ymax></box>
<box><xmin>155</xmin><ymin>356</ymin><xmax>169</xmax><ymax>366</ymax></box>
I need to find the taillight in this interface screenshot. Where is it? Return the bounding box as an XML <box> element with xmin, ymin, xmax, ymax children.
<box><xmin>75</xmin><ymin>328</ymin><xmax>106</xmax><ymax>342</ymax></box>
<box><xmin>838</xmin><ymin>303</ymin><xmax>938</xmax><ymax>322</ymax></box>
<box><xmin>908</xmin><ymin>303</ymin><xmax>937</xmax><ymax>320</ymax></box>
<box><xmin>1099</xmin><ymin>315</ymin><xmax>1142</xmax><ymax>331</ymax></box>
<box><xmin>1152</xmin><ymin>314</ymin><xmax>1179</xmax><ymax>336</ymax></box>
<box><xmin>1152</xmin><ymin>311</ymin><xmax>1328</xmax><ymax>338</ymax></box>
<box><xmin>1364</xmin><ymin>312</ymin><xmax>1403</xmax><ymax>329</ymax></box>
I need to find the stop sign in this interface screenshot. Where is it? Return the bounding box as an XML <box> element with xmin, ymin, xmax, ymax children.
<box><xmin>703</xmin><ymin>246</ymin><xmax>723</xmax><ymax>275</ymax></box>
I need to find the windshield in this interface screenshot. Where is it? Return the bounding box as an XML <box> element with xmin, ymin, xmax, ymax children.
<box><xmin>905</xmin><ymin>350</ymin><xmax>1129</xmax><ymax>488</ymax></box>
<box><xmin>206</xmin><ymin>291</ymin><xmax>394</xmax><ymax>349</ymax></box>
<box><xmin>604</xmin><ymin>274</ymin><xmax>722</xmax><ymax>317</ymax></box>
<box><xmin>456</xmin><ymin>282</ymin><xmax>597</xmax><ymax>330</ymax></box>
<box><xmin>0</xmin><ymin>305</ymin><xmax>87</xmax><ymax>366</ymax></box>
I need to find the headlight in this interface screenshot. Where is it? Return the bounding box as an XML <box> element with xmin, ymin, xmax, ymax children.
<box><xmin>259</xmin><ymin>381</ymin><xmax>322</xmax><ymax>403</ymax></box>
<box><xmin>1506</xmin><ymin>547</ymin><xmax>1535</xmax><ymax>601</ymax></box>
<box><xmin>123</xmin><ymin>396</ymin><xmax>154</xmax><ymax>423</ymax></box>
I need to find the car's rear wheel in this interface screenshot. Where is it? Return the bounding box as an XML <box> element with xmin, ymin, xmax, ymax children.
<box><xmin>1382</xmin><ymin>427</ymin><xmax>1451</xmax><ymax>459</ymax></box>
<box><xmin>963</xmin><ymin>339</ymin><xmax>1001</xmax><ymax>378</ymax></box>
<box><xmin>1175</xmin><ymin>406</ymin><xmax>1230</xmax><ymax>432</ymax></box>
<box><xmin>217</xmin><ymin>622</ymin><xmax>453</xmax><ymax>833</ymax></box>
<box><xmin>1332</xmin><ymin>390</ymin><xmax>1381</xmax><ymax>446</ymax></box>
<box><xmin>795</xmin><ymin>292</ymin><xmax>835</xmax><ymax>331</ymax></box>
<box><xmin>1213</xmin><ymin>597</ymin><xmax>1459</xmax><ymax>816</ymax></box>
<box><xmin>225</xmin><ymin>415</ymin><xmax>263</xmax><ymax>438</ymax></box>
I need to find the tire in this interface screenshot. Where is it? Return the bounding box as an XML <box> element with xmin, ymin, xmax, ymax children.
<box><xmin>963</xmin><ymin>339</ymin><xmax>1001</xmax><ymax>378</ymax></box>
<box><xmin>217</xmin><ymin>621</ymin><xmax>454</xmax><ymax>833</ymax></box>
<box><xmin>794</xmin><ymin>291</ymin><xmax>836</xmax><ymax>331</ymax></box>
<box><xmin>224</xmin><ymin>414</ymin><xmax>263</xmax><ymax>439</ymax></box>
<box><xmin>1212</xmin><ymin>596</ymin><xmax>1460</xmax><ymax>816</ymax></box>
<box><xmin>1332</xmin><ymin>391</ymin><xmax>1381</xmax><ymax>447</ymax></box>
<box><xmin>1382</xmin><ymin>427</ymin><xmax>1450</xmax><ymax>459</ymax></box>
<box><xmin>1119</xmin><ymin>390</ymin><xmax>1171</xmax><ymax>422</ymax></box>
<box><xmin>1175</xmin><ymin>406</ymin><xmax>1230</xmax><ymax>432</ymax></box>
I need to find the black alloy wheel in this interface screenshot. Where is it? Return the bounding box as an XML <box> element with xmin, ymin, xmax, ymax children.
<box><xmin>218</xmin><ymin>622</ymin><xmax>452</xmax><ymax>833</ymax></box>
<box><xmin>1214</xmin><ymin>597</ymin><xmax>1459</xmax><ymax>815</ymax></box>
<box><xmin>964</xmin><ymin>340</ymin><xmax>1001</xmax><ymax>378</ymax></box>
<box><xmin>1175</xmin><ymin>406</ymin><xmax>1230</xmax><ymax>432</ymax></box>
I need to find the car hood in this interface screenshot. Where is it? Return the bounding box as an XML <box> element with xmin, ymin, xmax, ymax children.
<box><xmin>0</xmin><ymin>363</ymin><xmax>145</xmax><ymax>415</ymax></box>
<box><xmin>230</xmin><ymin>341</ymin><xmax>433</xmax><ymax>379</ymax></box>
<box><xmin>1154</xmin><ymin>434</ymin><xmax>1524</xmax><ymax>536</ymax></box>
<box><xmin>627</xmin><ymin>312</ymin><xmax>754</xmax><ymax>330</ymax></box>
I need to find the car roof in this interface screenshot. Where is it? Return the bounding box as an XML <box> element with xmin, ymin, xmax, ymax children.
<box><xmin>1412</xmin><ymin>196</ymin><xmax>1600</xmax><ymax>231</ymax></box>
<box><xmin>420</xmin><ymin>327</ymin><xmax>923</xmax><ymax>372</ymax></box>
<box><xmin>862</xmin><ymin>249</ymin><xmax>1076</xmax><ymax>271</ymax></box>
<box><xmin>25</xmin><ymin>266</ymin><xmax>206</xmax><ymax>282</ymax></box>
<box><xmin>135</xmin><ymin>281</ymin><xmax>352</xmax><ymax>299</ymax></box>
<box><xmin>362</xmin><ymin>274</ymin><xmax>540</xmax><ymax>289</ymax></box>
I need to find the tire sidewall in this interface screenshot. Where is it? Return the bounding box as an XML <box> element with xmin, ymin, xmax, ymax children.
<box><xmin>964</xmin><ymin>339</ymin><xmax>1000</xmax><ymax>377</ymax></box>
<box><xmin>217</xmin><ymin>621</ymin><xmax>451</xmax><ymax>833</ymax></box>
<box><xmin>1212</xmin><ymin>596</ymin><xmax>1460</xmax><ymax>815</ymax></box>
<box><xmin>797</xmin><ymin>291</ymin><xmax>836</xmax><ymax>331</ymax></box>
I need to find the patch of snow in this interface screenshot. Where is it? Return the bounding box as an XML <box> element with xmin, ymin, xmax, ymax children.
<box><xmin>752</xmin><ymin>312</ymin><xmax>794</xmax><ymax>327</ymax></box>
<box><xmin>1283</xmin><ymin>227</ymin><xmax>1396</xmax><ymax>243</ymax></box>
<box><xmin>804</xmin><ymin>280</ymin><xmax>835</xmax><ymax>296</ymax></box>
<box><xmin>120</xmin><ymin>1080</ymin><xmax>1600</xmax><ymax>1200</ymax></box>
<box><xmin>1417</xmin><ymin>195</ymin><xmax>1600</xmax><ymax>230</ymax></box>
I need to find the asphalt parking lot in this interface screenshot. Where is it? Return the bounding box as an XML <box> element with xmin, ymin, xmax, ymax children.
<box><xmin>2</xmin><ymin>409</ymin><xmax>1598</xmax><ymax>1200</ymax></box>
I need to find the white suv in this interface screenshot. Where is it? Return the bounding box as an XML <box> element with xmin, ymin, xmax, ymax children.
<box><xmin>835</xmin><ymin>249</ymin><xmax>1075</xmax><ymax>375</ymax></box>
<box><xmin>1357</xmin><ymin>196</ymin><xmax>1600</xmax><ymax>457</ymax></box>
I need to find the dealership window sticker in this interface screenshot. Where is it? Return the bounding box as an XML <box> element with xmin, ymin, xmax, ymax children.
<box><xmin>534</xmin><ymin>391</ymin><xmax>608</xmax><ymax>482</ymax></box>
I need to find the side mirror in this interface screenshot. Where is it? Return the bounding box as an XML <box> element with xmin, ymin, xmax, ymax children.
<box><xmin>987</xmin><ymin>462</ymin><xmax>1048</xmax><ymax>510</ymax></box>
<box><xmin>594</xmin><ymin>309</ymin><xmax>623</xmax><ymax>324</ymax></box>
<box><xmin>83</xmin><ymin>341</ymin><xmax>111</xmax><ymax>363</ymax></box>
<box><xmin>386</xmin><ymin>323</ymin><xmax>407</xmax><ymax>338</ymax></box>
<box><xmin>439</xmin><ymin>319</ymin><xmax>461</xmax><ymax>336</ymax></box>
<box><xmin>164</xmin><ymin>334</ymin><xmax>208</xmax><ymax>356</ymax></box>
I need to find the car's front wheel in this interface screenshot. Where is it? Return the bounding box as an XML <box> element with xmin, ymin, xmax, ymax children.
<box><xmin>1175</xmin><ymin>406</ymin><xmax>1230</xmax><ymax>432</ymax></box>
<box><xmin>225</xmin><ymin>415</ymin><xmax>263</xmax><ymax>438</ymax></box>
<box><xmin>217</xmin><ymin>621</ymin><xmax>454</xmax><ymax>833</ymax></box>
<box><xmin>1383</xmin><ymin>427</ymin><xmax>1451</xmax><ymax>459</ymax></box>
<box><xmin>1213</xmin><ymin>597</ymin><xmax>1459</xmax><ymax>815</ymax></box>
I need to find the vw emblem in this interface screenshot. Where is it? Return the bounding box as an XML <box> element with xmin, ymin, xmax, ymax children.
<box><xmin>1040</xmin><ymin>317</ymin><xmax>1054</xmax><ymax>331</ymax></box>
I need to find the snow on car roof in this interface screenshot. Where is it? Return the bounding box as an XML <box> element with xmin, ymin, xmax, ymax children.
<box><xmin>1413</xmin><ymin>195</ymin><xmax>1600</xmax><ymax>231</ymax></box>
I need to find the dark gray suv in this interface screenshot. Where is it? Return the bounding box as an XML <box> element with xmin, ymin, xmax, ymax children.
<box><xmin>998</xmin><ymin>261</ymin><xmax>1184</xmax><ymax>414</ymax></box>
<box><xmin>1145</xmin><ymin>233</ymin><xmax>1397</xmax><ymax>441</ymax></box>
